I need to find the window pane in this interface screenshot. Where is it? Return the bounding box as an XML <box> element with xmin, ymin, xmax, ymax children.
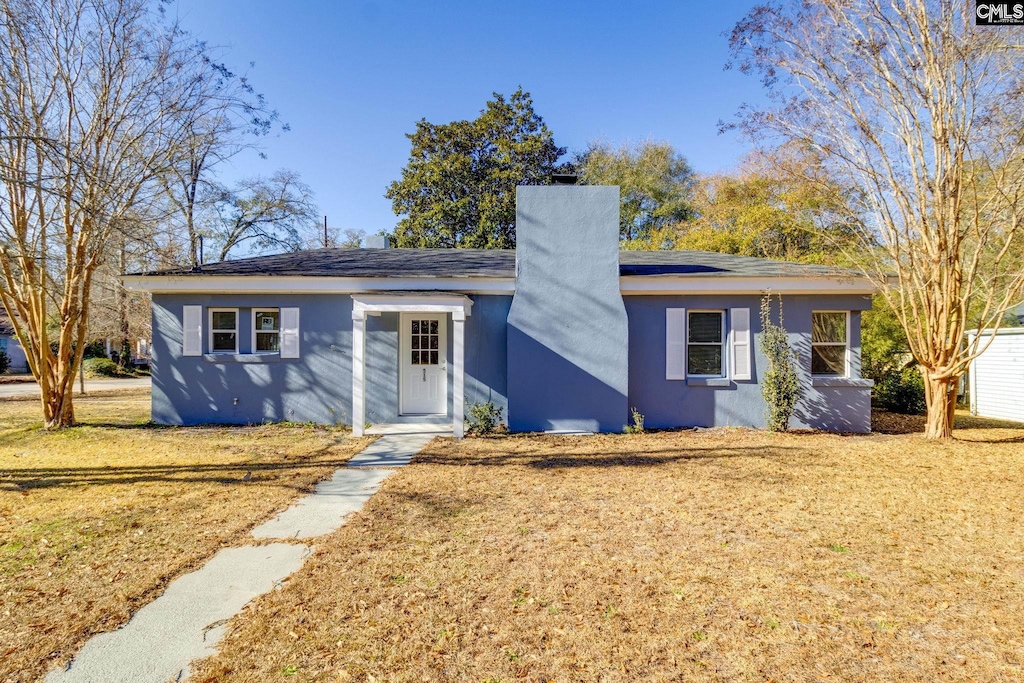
<box><xmin>411</xmin><ymin>336</ymin><xmax>420</xmax><ymax>349</ymax></box>
<box><xmin>212</xmin><ymin>311</ymin><xmax>236</xmax><ymax>331</ymax></box>
<box><xmin>256</xmin><ymin>332</ymin><xmax>279</xmax><ymax>352</ymax></box>
<box><xmin>687</xmin><ymin>345</ymin><xmax>722</xmax><ymax>376</ymax></box>
<box><xmin>430</xmin><ymin>350</ymin><xmax>438</xmax><ymax>365</ymax></box>
<box><xmin>429</xmin><ymin>320</ymin><xmax>438</xmax><ymax>334</ymax></box>
<box><xmin>212</xmin><ymin>332</ymin><xmax>236</xmax><ymax>352</ymax></box>
<box><xmin>812</xmin><ymin>312</ymin><xmax>846</xmax><ymax>343</ymax></box>
<box><xmin>411</xmin><ymin>320</ymin><xmax>419</xmax><ymax>334</ymax></box>
<box><xmin>411</xmin><ymin>351</ymin><xmax>420</xmax><ymax>365</ymax></box>
<box><xmin>812</xmin><ymin>346</ymin><xmax>846</xmax><ymax>376</ymax></box>
<box><xmin>255</xmin><ymin>310</ymin><xmax>279</xmax><ymax>332</ymax></box>
<box><xmin>429</xmin><ymin>336</ymin><xmax>438</xmax><ymax>350</ymax></box>
<box><xmin>688</xmin><ymin>312</ymin><xmax>722</xmax><ymax>343</ymax></box>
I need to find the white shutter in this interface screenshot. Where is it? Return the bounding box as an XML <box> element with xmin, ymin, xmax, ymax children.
<box><xmin>182</xmin><ymin>305</ymin><xmax>202</xmax><ymax>357</ymax></box>
<box><xmin>730</xmin><ymin>307</ymin><xmax>752</xmax><ymax>381</ymax></box>
<box><xmin>280</xmin><ymin>307</ymin><xmax>300</xmax><ymax>359</ymax></box>
<box><xmin>666</xmin><ymin>308</ymin><xmax>686</xmax><ymax>380</ymax></box>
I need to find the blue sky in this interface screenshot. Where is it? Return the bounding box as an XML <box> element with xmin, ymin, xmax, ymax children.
<box><xmin>172</xmin><ymin>0</ymin><xmax>765</xmax><ymax>238</ymax></box>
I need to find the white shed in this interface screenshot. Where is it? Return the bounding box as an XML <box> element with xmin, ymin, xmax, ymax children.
<box><xmin>968</xmin><ymin>327</ymin><xmax>1024</xmax><ymax>423</ymax></box>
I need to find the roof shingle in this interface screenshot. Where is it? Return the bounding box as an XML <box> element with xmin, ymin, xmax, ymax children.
<box><xmin>134</xmin><ymin>248</ymin><xmax>861</xmax><ymax>280</ymax></box>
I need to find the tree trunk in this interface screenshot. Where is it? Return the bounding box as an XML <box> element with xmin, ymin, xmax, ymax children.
<box><xmin>42</xmin><ymin>377</ymin><xmax>76</xmax><ymax>429</ymax></box>
<box><xmin>923</xmin><ymin>372</ymin><xmax>956</xmax><ymax>440</ymax></box>
<box><xmin>117</xmin><ymin>242</ymin><xmax>131</xmax><ymax>371</ymax></box>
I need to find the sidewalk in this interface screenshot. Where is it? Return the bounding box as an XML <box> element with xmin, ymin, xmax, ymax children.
<box><xmin>46</xmin><ymin>427</ymin><xmax>444</xmax><ymax>683</ymax></box>
<box><xmin>0</xmin><ymin>377</ymin><xmax>151</xmax><ymax>398</ymax></box>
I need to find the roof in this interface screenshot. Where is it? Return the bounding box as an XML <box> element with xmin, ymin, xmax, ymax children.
<box><xmin>132</xmin><ymin>248</ymin><xmax>863</xmax><ymax>280</ymax></box>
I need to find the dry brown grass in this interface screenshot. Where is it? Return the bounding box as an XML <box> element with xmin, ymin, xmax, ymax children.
<box><xmin>0</xmin><ymin>390</ymin><xmax>373</xmax><ymax>683</ymax></box>
<box><xmin>192</xmin><ymin>415</ymin><xmax>1024</xmax><ymax>683</ymax></box>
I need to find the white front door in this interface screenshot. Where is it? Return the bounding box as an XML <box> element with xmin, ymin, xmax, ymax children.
<box><xmin>400</xmin><ymin>314</ymin><xmax>447</xmax><ymax>415</ymax></box>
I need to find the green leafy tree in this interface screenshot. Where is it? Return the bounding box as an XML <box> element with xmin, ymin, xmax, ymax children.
<box><xmin>576</xmin><ymin>140</ymin><xmax>695</xmax><ymax>246</ymax></box>
<box><xmin>676</xmin><ymin>149</ymin><xmax>862</xmax><ymax>265</ymax></box>
<box><xmin>387</xmin><ymin>88</ymin><xmax>565</xmax><ymax>249</ymax></box>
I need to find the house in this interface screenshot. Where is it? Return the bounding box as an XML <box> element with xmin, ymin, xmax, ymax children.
<box><xmin>123</xmin><ymin>185</ymin><xmax>876</xmax><ymax>436</ymax></box>
<box><xmin>0</xmin><ymin>311</ymin><xmax>29</xmax><ymax>373</ymax></box>
<box><xmin>967</xmin><ymin>327</ymin><xmax>1024</xmax><ymax>423</ymax></box>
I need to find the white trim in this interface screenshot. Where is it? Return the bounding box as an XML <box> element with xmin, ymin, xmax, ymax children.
<box><xmin>208</xmin><ymin>308</ymin><xmax>239</xmax><ymax>354</ymax></box>
<box><xmin>280</xmin><ymin>308</ymin><xmax>300</xmax><ymax>359</ymax></box>
<box><xmin>666</xmin><ymin>308</ymin><xmax>686</xmax><ymax>380</ymax></box>
<box><xmin>453</xmin><ymin>317</ymin><xmax>465</xmax><ymax>439</ymax></box>
<box><xmin>620</xmin><ymin>276</ymin><xmax>875</xmax><ymax>295</ymax></box>
<box><xmin>252</xmin><ymin>307</ymin><xmax>280</xmax><ymax>354</ymax></box>
<box><xmin>124</xmin><ymin>274</ymin><xmax>874</xmax><ymax>296</ymax></box>
<box><xmin>352</xmin><ymin>293</ymin><xmax>473</xmax><ymax>320</ymax></box>
<box><xmin>811</xmin><ymin>310</ymin><xmax>851</xmax><ymax>378</ymax></box>
<box><xmin>182</xmin><ymin>305</ymin><xmax>203</xmax><ymax>357</ymax></box>
<box><xmin>729</xmin><ymin>307</ymin><xmax>752</xmax><ymax>381</ymax></box>
<box><xmin>687</xmin><ymin>309</ymin><xmax>726</xmax><ymax>379</ymax></box>
<box><xmin>124</xmin><ymin>275</ymin><xmax>514</xmax><ymax>295</ymax></box>
<box><xmin>352</xmin><ymin>315</ymin><xmax>366</xmax><ymax>437</ymax></box>
<box><xmin>399</xmin><ymin>313</ymin><xmax>448</xmax><ymax>417</ymax></box>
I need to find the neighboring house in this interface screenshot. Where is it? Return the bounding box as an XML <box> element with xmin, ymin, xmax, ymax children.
<box><xmin>124</xmin><ymin>185</ymin><xmax>876</xmax><ymax>436</ymax></box>
<box><xmin>967</xmin><ymin>327</ymin><xmax>1024</xmax><ymax>423</ymax></box>
<box><xmin>0</xmin><ymin>311</ymin><xmax>29</xmax><ymax>373</ymax></box>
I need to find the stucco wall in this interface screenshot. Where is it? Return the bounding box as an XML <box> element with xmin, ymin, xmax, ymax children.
<box><xmin>624</xmin><ymin>294</ymin><xmax>873</xmax><ymax>432</ymax></box>
<box><xmin>1</xmin><ymin>334</ymin><xmax>28</xmax><ymax>372</ymax></box>
<box><xmin>151</xmin><ymin>293</ymin><xmax>510</xmax><ymax>426</ymax></box>
<box><xmin>507</xmin><ymin>185</ymin><xmax>629</xmax><ymax>432</ymax></box>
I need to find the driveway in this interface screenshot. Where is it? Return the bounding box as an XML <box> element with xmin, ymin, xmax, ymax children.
<box><xmin>0</xmin><ymin>377</ymin><xmax>151</xmax><ymax>398</ymax></box>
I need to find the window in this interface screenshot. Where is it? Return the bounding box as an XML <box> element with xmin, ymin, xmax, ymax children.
<box><xmin>811</xmin><ymin>311</ymin><xmax>848</xmax><ymax>376</ymax></box>
<box><xmin>209</xmin><ymin>309</ymin><xmax>238</xmax><ymax>353</ymax></box>
<box><xmin>0</xmin><ymin>337</ymin><xmax>7</xmax><ymax>353</ymax></box>
<box><xmin>253</xmin><ymin>309</ymin><xmax>280</xmax><ymax>352</ymax></box>
<box><xmin>410</xmin><ymin>318</ymin><xmax>439</xmax><ymax>365</ymax></box>
<box><xmin>687</xmin><ymin>311</ymin><xmax>724</xmax><ymax>377</ymax></box>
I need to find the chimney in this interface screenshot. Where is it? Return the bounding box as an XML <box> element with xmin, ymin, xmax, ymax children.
<box><xmin>507</xmin><ymin>185</ymin><xmax>628</xmax><ymax>432</ymax></box>
<box><xmin>364</xmin><ymin>234</ymin><xmax>390</xmax><ymax>249</ymax></box>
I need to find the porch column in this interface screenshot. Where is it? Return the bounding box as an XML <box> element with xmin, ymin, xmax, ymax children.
<box><xmin>352</xmin><ymin>310</ymin><xmax>366</xmax><ymax>437</ymax></box>
<box><xmin>452</xmin><ymin>311</ymin><xmax>465</xmax><ymax>439</ymax></box>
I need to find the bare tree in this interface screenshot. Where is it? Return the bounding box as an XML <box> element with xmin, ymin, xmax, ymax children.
<box><xmin>160</xmin><ymin>58</ymin><xmax>281</xmax><ymax>268</ymax></box>
<box><xmin>207</xmin><ymin>170</ymin><xmax>319</xmax><ymax>262</ymax></box>
<box><xmin>728</xmin><ymin>0</ymin><xmax>1024</xmax><ymax>439</ymax></box>
<box><xmin>0</xmin><ymin>0</ymin><xmax>242</xmax><ymax>427</ymax></box>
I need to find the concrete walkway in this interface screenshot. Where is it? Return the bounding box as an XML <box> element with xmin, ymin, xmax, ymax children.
<box><xmin>0</xmin><ymin>377</ymin><xmax>151</xmax><ymax>398</ymax></box>
<box><xmin>46</xmin><ymin>426</ymin><xmax>445</xmax><ymax>683</ymax></box>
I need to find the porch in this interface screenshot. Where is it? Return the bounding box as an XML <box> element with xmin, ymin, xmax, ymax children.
<box><xmin>351</xmin><ymin>293</ymin><xmax>473</xmax><ymax>438</ymax></box>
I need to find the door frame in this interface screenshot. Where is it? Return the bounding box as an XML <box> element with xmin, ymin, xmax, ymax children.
<box><xmin>398</xmin><ymin>312</ymin><xmax>448</xmax><ymax>416</ymax></box>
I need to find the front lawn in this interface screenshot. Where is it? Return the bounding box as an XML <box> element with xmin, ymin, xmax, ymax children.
<box><xmin>0</xmin><ymin>390</ymin><xmax>373</xmax><ymax>682</ymax></box>
<box><xmin>193</xmin><ymin>416</ymin><xmax>1024</xmax><ymax>682</ymax></box>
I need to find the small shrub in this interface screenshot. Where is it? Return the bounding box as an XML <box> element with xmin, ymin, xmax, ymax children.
<box><xmin>759</xmin><ymin>294</ymin><xmax>801</xmax><ymax>432</ymax></box>
<box><xmin>0</xmin><ymin>349</ymin><xmax>9</xmax><ymax>374</ymax></box>
<box><xmin>465</xmin><ymin>400</ymin><xmax>504</xmax><ymax>435</ymax></box>
<box><xmin>623</xmin><ymin>407</ymin><xmax>645</xmax><ymax>434</ymax></box>
<box><xmin>873</xmin><ymin>366</ymin><xmax>926</xmax><ymax>414</ymax></box>
<box><xmin>82</xmin><ymin>357</ymin><xmax>125</xmax><ymax>378</ymax></box>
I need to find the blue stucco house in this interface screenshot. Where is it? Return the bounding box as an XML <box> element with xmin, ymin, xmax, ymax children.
<box><xmin>124</xmin><ymin>184</ymin><xmax>876</xmax><ymax>437</ymax></box>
